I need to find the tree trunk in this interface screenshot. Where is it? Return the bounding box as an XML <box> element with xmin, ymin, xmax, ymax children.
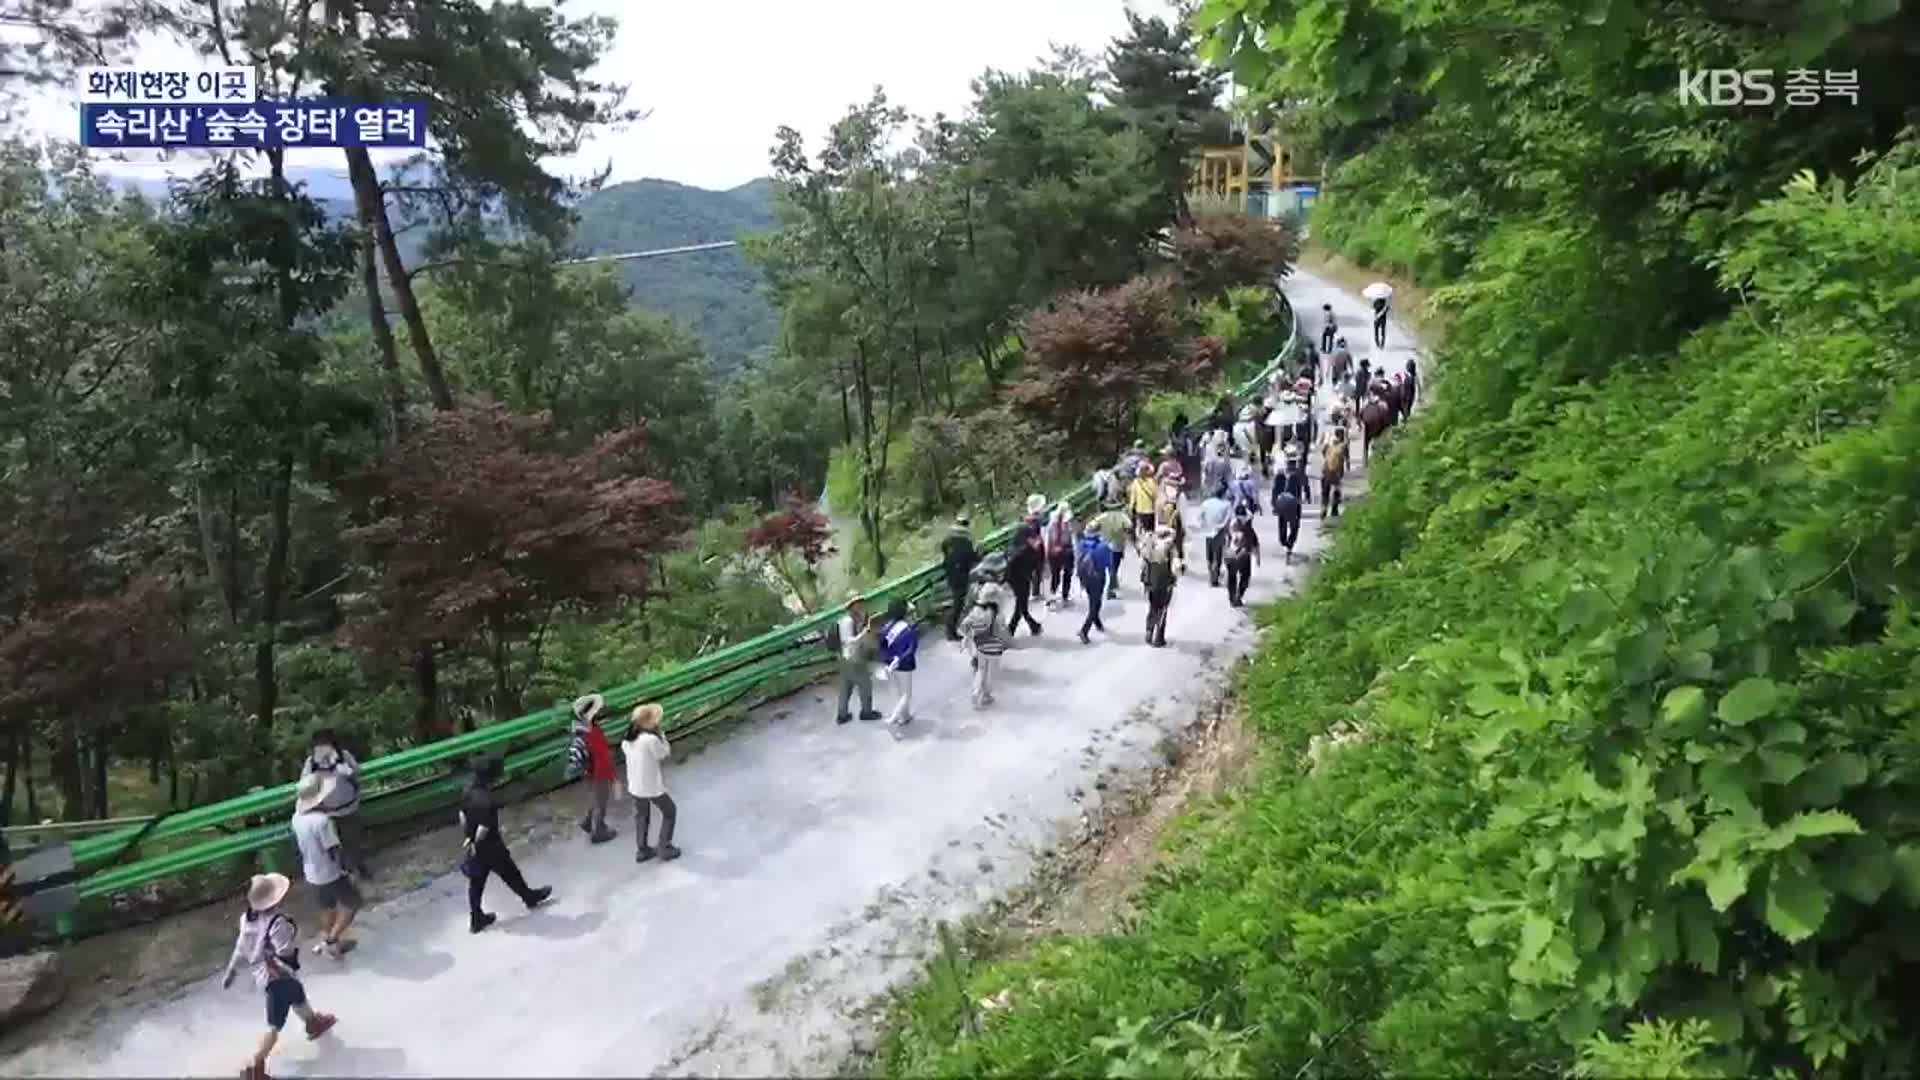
<box><xmin>53</xmin><ymin>725</ymin><xmax>83</xmax><ymax>821</ymax></box>
<box><xmin>194</xmin><ymin>470</ymin><xmax>239</xmax><ymax>626</ymax></box>
<box><xmin>1</xmin><ymin>735</ymin><xmax>17</xmax><ymax>827</ymax></box>
<box><xmin>347</xmin><ymin>149</ymin><xmax>409</xmax><ymax>439</ymax></box>
<box><xmin>412</xmin><ymin>645</ymin><xmax>439</xmax><ymax>743</ymax></box>
<box><xmin>343</xmin><ymin>145</ymin><xmax>454</xmax><ymax>410</ymax></box>
<box><xmin>90</xmin><ymin>733</ymin><xmax>109</xmax><ymax>818</ymax></box>
<box><xmin>21</xmin><ymin>735</ymin><xmax>37</xmax><ymax>822</ymax></box>
<box><xmin>253</xmin><ymin>451</ymin><xmax>294</xmax><ymax>743</ymax></box>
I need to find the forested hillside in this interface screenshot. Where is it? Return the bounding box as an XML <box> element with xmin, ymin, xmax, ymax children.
<box><xmin>0</xmin><ymin>2</ymin><xmax>1280</xmax><ymax>858</ymax></box>
<box><xmin>571</xmin><ymin>177</ymin><xmax>777</xmax><ymax>369</ymax></box>
<box><xmin>883</xmin><ymin>1</ymin><xmax>1920</xmax><ymax>1077</ymax></box>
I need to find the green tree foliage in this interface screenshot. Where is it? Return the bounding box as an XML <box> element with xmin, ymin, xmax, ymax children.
<box><xmin>1104</xmin><ymin>8</ymin><xmax>1231</xmax><ymax>225</ymax></box>
<box><xmin>1168</xmin><ymin>212</ymin><xmax>1300</xmax><ymax>300</ymax></box>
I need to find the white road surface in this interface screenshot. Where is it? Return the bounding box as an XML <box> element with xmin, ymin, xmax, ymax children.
<box><xmin>3</xmin><ymin>270</ymin><xmax>1421</xmax><ymax>1079</ymax></box>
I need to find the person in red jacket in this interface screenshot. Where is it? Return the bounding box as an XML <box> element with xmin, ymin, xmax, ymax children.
<box><xmin>569</xmin><ymin>694</ymin><xmax>619</xmax><ymax>845</ymax></box>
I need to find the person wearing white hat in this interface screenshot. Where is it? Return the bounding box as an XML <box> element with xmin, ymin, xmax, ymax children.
<box><xmin>622</xmin><ymin>703</ymin><xmax>680</xmax><ymax>863</ymax></box>
<box><xmin>1043</xmin><ymin>502</ymin><xmax>1076</xmax><ymax>610</ymax></box>
<box><xmin>1139</xmin><ymin>523</ymin><xmax>1179</xmax><ymax>648</ymax></box>
<box><xmin>831</xmin><ymin>592</ymin><xmax>882</xmax><ymax>724</ymax></box>
<box><xmin>290</xmin><ymin>773</ymin><xmax>361</xmax><ymax>959</ymax></box>
<box><xmin>567</xmin><ymin>694</ymin><xmax>618</xmax><ymax>844</ymax></box>
<box><xmin>222</xmin><ymin>872</ymin><xmax>338</xmax><ymax>1079</ymax></box>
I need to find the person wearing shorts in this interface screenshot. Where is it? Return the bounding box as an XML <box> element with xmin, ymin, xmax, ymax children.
<box><xmin>291</xmin><ymin>773</ymin><xmax>362</xmax><ymax>958</ymax></box>
<box><xmin>223</xmin><ymin>872</ymin><xmax>338</xmax><ymax>1079</ymax></box>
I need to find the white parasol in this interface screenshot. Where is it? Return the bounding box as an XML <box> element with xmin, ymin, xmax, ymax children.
<box><xmin>1362</xmin><ymin>282</ymin><xmax>1393</xmax><ymax>301</ymax></box>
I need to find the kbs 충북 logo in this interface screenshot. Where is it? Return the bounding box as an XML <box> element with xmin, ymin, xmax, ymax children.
<box><xmin>1678</xmin><ymin>69</ymin><xmax>1859</xmax><ymax>107</ymax></box>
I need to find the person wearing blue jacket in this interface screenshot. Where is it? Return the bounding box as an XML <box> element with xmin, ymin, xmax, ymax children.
<box><xmin>878</xmin><ymin>598</ymin><xmax>919</xmax><ymax>739</ymax></box>
<box><xmin>1074</xmin><ymin>526</ymin><xmax>1115</xmax><ymax>644</ymax></box>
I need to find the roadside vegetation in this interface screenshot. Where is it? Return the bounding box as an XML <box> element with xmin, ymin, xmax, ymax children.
<box><xmin>879</xmin><ymin>0</ymin><xmax>1920</xmax><ymax>1075</ymax></box>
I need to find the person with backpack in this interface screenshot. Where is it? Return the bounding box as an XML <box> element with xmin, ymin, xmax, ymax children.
<box><xmin>1020</xmin><ymin>495</ymin><xmax>1049</xmax><ymax>604</ymax></box>
<box><xmin>1004</xmin><ymin>519</ymin><xmax>1045</xmax><ymax>637</ymax></box>
<box><xmin>1281</xmin><ymin>440</ymin><xmax>1311</xmax><ymax>507</ymax></box>
<box><xmin>622</xmin><ymin>703</ymin><xmax>679</xmax><ymax>863</ymax></box>
<box><xmin>459</xmin><ymin>753</ymin><xmax>553</xmax><ymax>934</ymax></box>
<box><xmin>1320</xmin><ymin>301</ymin><xmax>1337</xmax><ymax>352</ymax></box>
<box><xmin>567</xmin><ymin>694</ymin><xmax>618</xmax><ymax>845</ymax></box>
<box><xmin>1127</xmin><ymin>461</ymin><xmax>1159</xmax><ymax>537</ymax></box>
<box><xmin>1094</xmin><ymin>500</ymin><xmax>1132</xmax><ymax>600</ymax></box>
<box><xmin>297</xmin><ymin>729</ymin><xmax>369</xmax><ymax>879</ymax></box>
<box><xmin>290</xmin><ymin>774</ymin><xmax>361</xmax><ymax>960</ymax></box>
<box><xmin>1197</xmin><ymin>482</ymin><xmax>1234</xmax><ymax>587</ymax></box>
<box><xmin>1405</xmin><ymin>357</ymin><xmax>1419</xmax><ymax>410</ymax></box>
<box><xmin>1330</xmin><ymin>337</ymin><xmax>1353</xmax><ymax>389</ymax></box>
<box><xmin>1139</xmin><ymin>524</ymin><xmax>1178</xmax><ymax>648</ymax></box>
<box><xmin>1224</xmin><ymin>509</ymin><xmax>1262</xmax><ymax>607</ymax></box>
<box><xmin>1074</xmin><ymin>523</ymin><xmax>1114</xmax><ymax>644</ymax></box>
<box><xmin>1321</xmin><ymin>426</ymin><xmax>1350</xmax><ymax>517</ymax></box>
<box><xmin>1044</xmin><ymin>502</ymin><xmax>1076</xmax><ymax>609</ymax></box>
<box><xmin>873</xmin><ymin>597</ymin><xmax>919</xmax><ymax>736</ymax></box>
<box><xmin>1200</xmin><ymin>432</ymin><xmax>1231</xmax><ymax>499</ymax></box>
<box><xmin>961</xmin><ymin>558</ymin><xmax>1010</xmax><ymax>706</ymax></box>
<box><xmin>831</xmin><ymin>592</ymin><xmax>882</xmax><ymax>724</ymax></box>
<box><xmin>1354</xmin><ymin>358</ymin><xmax>1372</xmax><ymax>408</ymax></box>
<box><xmin>1271</xmin><ymin>467</ymin><xmax>1303</xmax><ymax>564</ymax></box>
<box><xmin>223</xmin><ymin>872</ymin><xmax>338</xmax><ymax>1080</ymax></box>
<box><xmin>1372</xmin><ymin>294</ymin><xmax>1389</xmax><ymax>348</ymax></box>
<box><xmin>940</xmin><ymin>516</ymin><xmax>980</xmax><ymax>641</ymax></box>
<box><xmin>1232</xmin><ymin>463</ymin><xmax>1263</xmax><ymax>518</ymax></box>
<box><xmin>1253</xmin><ymin>396</ymin><xmax>1276</xmax><ymax>476</ymax></box>
<box><xmin>1156</xmin><ymin>487</ymin><xmax>1186</xmax><ymax>574</ymax></box>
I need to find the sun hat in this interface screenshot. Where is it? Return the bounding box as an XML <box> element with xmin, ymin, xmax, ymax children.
<box><xmin>294</xmin><ymin>772</ymin><xmax>335</xmax><ymax>815</ymax></box>
<box><xmin>247</xmin><ymin>872</ymin><xmax>292</xmax><ymax>912</ymax></box>
<box><xmin>630</xmin><ymin>702</ymin><xmax>665</xmax><ymax>729</ymax></box>
<box><xmin>1025</xmin><ymin>494</ymin><xmax>1047</xmax><ymax>515</ymax></box>
<box><xmin>952</xmin><ymin>514</ymin><xmax>970</xmax><ymax>529</ymax></box>
<box><xmin>571</xmin><ymin>693</ymin><xmax>606</xmax><ymax>724</ymax></box>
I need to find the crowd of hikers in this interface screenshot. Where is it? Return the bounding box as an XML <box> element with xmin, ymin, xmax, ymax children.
<box><xmin>216</xmin><ymin>303</ymin><xmax>1417</xmax><ymax>1080</ymax></box>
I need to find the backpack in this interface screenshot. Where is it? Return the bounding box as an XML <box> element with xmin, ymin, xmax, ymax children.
<box><xmin>1226</xmin><ymin>525</ymin><xmax>1251</xmax><ymax>560</ymax></box>
<box><xmin>1076</xmin><ymin>545</ymin><xmax>1100</xmax><ymax>582</ymax></box>
<box><xmin>1143</xmin><ymin>557</ymin><xmax>1175</xmax><ymax>592</ymax></box>
<box><xmin>1325</xmin><ymin>439</ymin><xmax>1349</xmax><ymax>477</ymax></box>
<box><xmin>564</xmin><ymin>730</ymin><xmax>588</xmax><ymax>781</ymax></box>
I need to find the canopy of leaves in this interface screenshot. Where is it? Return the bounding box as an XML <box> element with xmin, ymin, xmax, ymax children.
<box><xmin>745</xmin><ymin>496</ymin><xmax>833</xmax><ymax>567</ymax></box>
<box><xmin>1169</xmin><ymin>212</ymin><xmax>1301</xmax><ymax>299</ymax></box>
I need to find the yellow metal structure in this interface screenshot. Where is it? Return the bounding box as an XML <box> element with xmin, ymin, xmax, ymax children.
<box><xmin>1188</xmin><ymin>118</ymin><xmax>1321</xmax><ymax>212</ymax></box>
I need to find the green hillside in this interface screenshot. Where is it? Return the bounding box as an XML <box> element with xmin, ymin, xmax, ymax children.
<box><xmin>572</xmin><ymin>177</ymin><xmax>776</xmax><ymax>369</ymax></box>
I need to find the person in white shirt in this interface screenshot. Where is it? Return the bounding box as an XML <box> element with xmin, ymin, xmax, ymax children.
<box><xmin>622</xmin><ymin>703</ymin><xmax>679</xmax><ymax>863</ymax></box>
<box><xmin>221</xmin><ymin>872</ymin><xmax>338</xmax><ymax>1080</ymax></box>
<box><xmin>832</xmin><ymin>593</ymin><xmax>880</xmax><ymax>725</ymax></box>
<box><xmin>290</xmin><ymin>773</ymin><xmax>361</xmax><ymax>959</ymax></box>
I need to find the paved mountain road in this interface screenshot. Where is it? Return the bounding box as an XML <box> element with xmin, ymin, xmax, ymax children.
<box><xmin>1</xmin><ymin>270</ymin><xmax>1421</xmax><ymax>1078</ymax></box>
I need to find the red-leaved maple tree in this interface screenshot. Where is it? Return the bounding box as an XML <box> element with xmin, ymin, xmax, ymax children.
<box><xmin>343</xmin><ymin>404</ymin><xmax>682</xmax><ymax>723</ymax></box>
<box><xmin>1009</xmin><ymin>274</ymin><xmax>1226</xmax><ymax>456</ymax></box>
<box><xmin>1168</xmin><ymin>213</ymin><xmax>1301</xmax><ymax>299</ymax></box>
<box><xmin>745</xmin><ymin>494</ymin><xmax>833</xmax><ymax>610</ymax></box>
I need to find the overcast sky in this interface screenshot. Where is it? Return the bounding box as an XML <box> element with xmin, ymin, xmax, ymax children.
<box><xmin>20</xmin><ymin>0</ymin><xmax>1186</xmax><ymax>192</ymax></box>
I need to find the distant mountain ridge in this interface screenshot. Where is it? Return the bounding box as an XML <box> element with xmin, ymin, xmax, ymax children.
<box><xmin>105</xmin><ymin>167</ymin><xmax>779</xmax><ymax>368</ymax></box>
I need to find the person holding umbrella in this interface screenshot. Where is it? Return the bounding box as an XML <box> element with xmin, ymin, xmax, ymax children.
<box><xmin>1364</xmin><ymin>282</ymin><xmax>1392</xmax><ymax>348</ymax></box>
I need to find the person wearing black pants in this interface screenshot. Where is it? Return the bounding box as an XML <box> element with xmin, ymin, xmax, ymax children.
<box><xmin>1372</xmin><ymin>297</ymin><xmax>1389</xmax><ymax>348</ymax></box>
<box><xmin>460</xmin><ymin>755</ymin><xmax>552</xmax><ymax>934</ymax></box>
<box><xmin>1224</xmin><ymin>514</ymin><xmax>1261</xmax><ymax>607</ymax></box>
<box><xmin>1319</xmin><ymin>302</ymin><xmax>1337</xmax><ymax>353</ymax></box>
<box><xmin>1004</xmin><ymin>521</ymin><xmax>1044</xmax><ymax>637</ymax></box>
<box><xmin>1075</xmin><ymin>525</ymin><xmax>1113</xmax><ymax>643</ymax></box>
<box><xmin>1271</xmin><ymin>481</ymin><xmax>1302</xmax><ymax>564</ymax></box>
<box><xmin>940</xmin><ymin>516</ymin><xmax>979</xmax><ymax>641</ymax></box>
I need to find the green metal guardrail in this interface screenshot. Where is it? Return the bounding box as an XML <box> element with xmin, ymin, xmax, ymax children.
<box><xmin>25</xmin><ymin>291</ymin><xmax>1299</xmax><ymax>937</ymax></box>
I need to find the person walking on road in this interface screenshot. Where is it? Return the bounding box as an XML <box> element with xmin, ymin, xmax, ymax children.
<box><xmin>1094</xmin><ymin>500</ymin><xmax>1132</xmax><ymax>600</ymax></box>
<box><xmin>1405</xmin><ymin>357</ymin><xmax>1419</xmax><ymax>411</ymax></box>
<box><xmin>1020</xmin><ymin>495</ymin><xmax>1048</xmax><ymax>604</ymax></box>
<box><xmin>1329</xmin><ymin>337</ymin><xmax>1352</xmax><ymax>389</ymax></box>
<box><xmin>832</xmin><ymin>593</ymin><xmax>882</xmax><ymax>725</ymax></box>
<box><xmin>878</xmin><ymin>597</ymin><xmax>919</xmax><ymax>736</ymax></box>
<box><xmin>1271</xmin><ymin>468</ymin><xmax>1303</xmax><ymax>564</ymax></box>
<box><xmin>1044</xmin><ymin>502</ymin><xmax>1076</xmax><ymax>609</ymax></box>
<box><xmin>1232</xmin><ymin>462</ymin><xmax>1263</xmax><ymax>517</ymax></box>
<box><xmin>1321</xmin><ymin>426</ymin><xmax>1350</xmax><ymax>517</ymax></box>
<box><xmin>289</xmin><ymin>774</ymin><xmax>361</xmax><ymax>960</ymax></box>
<box><xmin>1371</xmin><ymin>293</ymin><xmax>1390</xmax><ymax>348</ymax></box>
<box><xmin>1140</xmin><ymin>524</ymin><xmax>1178</xmax><ymax>648</ymax></box>
<box><xmin>223</xmin><ymin>872</ymin><xmax>338</xmax><ymax>1080</ymax></box>
<box><xmin>1320</xmin><ymin>301</ymin><xmax>1337</xmax><ymax>352</ymax></box>
<box><xmin>1074</xmin><ymin>523</ymin><xmax>1114</xmax><ymax>644</ymax></box>
<box><xmin>297</xmin><ymin>730</ymin><xmax>369</xmax><ymax>880</ymax></box>
<box><xmin>1224</xmin><ymin>508</ymin><xmax>1261</xmax><ymax>607</ymax></box>
<box><xmin>567</xmin><ymin>695</ymin><xmax>618</xmax><ymax>844</ymax></box>
<box><xmin>1128</xmin><ymin>462</ymin><xmax>1159</xmax><ymax>537</ymax></box>
<box><xmin>961</xmin><ymin>560</ymin><xmax>1010</xmax><ymax>706</ymax></box>
<box><xmin>621</xmin><ymin>703</ymin><xmax>679</xmax><ymax>863</ymax></box>
<box><xmin>1005</xmin><ymin>519</ymin><xmax>1045</xmax><ymax>637</ymax></box>
<box><xmin>940</xmin><ymin>516</ymin><xmax>980</xmax><ymax>641</ymax></box>
<box><xmin>1354</xmin><ymin>358</ymin><xmax>1371</xmax><ymax>409</ymax></box>
<box><xmin>460</xmin><ymin>754</ymin><xmax>553</xmax><ymax>934</ymax></box>
<box><xmin>1198</xmin><ymin>483</ymin><xmax>1233</xmax><ymax>587</ymax></box>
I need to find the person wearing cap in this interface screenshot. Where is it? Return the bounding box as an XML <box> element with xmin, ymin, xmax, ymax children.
<box><xmin>460</xmin><ymin>754</ymin><xmax>553</xmax><ymax>933</ymax></box>
<box><xmin>1197</xmin><ymin>482</ymin><xmax>1234</xmax><ymax>587</ymax></box>
<box><xmin>1253</xmin><ymin>396</ymin><xmax>1277</xmax><ymax>476</ymax></box>
<box><xmin>569</xmin><ymin>694</ymin><xmax>619</xmax><ymax>844</ymax></box>
<box><xmin>1319</xmin><ymin>301</ymin><xmax>1337</xmax><ymax>352</ymax></box>
<box><xmin>298</xmin><ymin>728</ymin><xmax>369</xmax><ymax>879</ymax></box>
<box><xmin>939</xmin><ymin>515</ymin><xmax>980</xmax><ymax>642</ymax></box>
<box><xmin>1200</xmin><ymin>431</ymin><xmax>1231</xmax><ymax>498</ymax></box>
<box><xmin>622</xmin><ymin>703</ymin><xmax>679</xmax><ymax>863</ymax></box>
<box><xmin>1044</xmin><ymin>502</ymin><xmax>1076</xmax><ymax>610</ymax></box>
<box><xmin>1330</xmin><ymin>337</ymin><xmax>1353</xmax><ymax>388</ymax></box>
<box><xmin>1224</xmin><ymin>507</ymin><xmax>1262</xmax><ymax>607</ymax></box>
<box><xmin>1128</xmin><ymin>462</ymin><xmax>1159</xmax><ymax>537</ymax></box>
<box><xmin>833</xmin><ymin>593</ymin><xmax>882</xmax><ymax>725</ymax></box>
<box><xmin>1139</xmin><ymin>523</ymin><xmax>1179</xmax><ymax>648</ymax></box>
<box><xmin>960</xmin><ymin>560</ymin><xmax>1009</xmax><ymax>706</ymax></box>
<box><xmin>1231</xmin><ymin>462</ymin><xmax>1263</xmax><ymax>517</ymax></box>
<box><xmin>1020</xmin><ymin>494</ymin><xmax>1049</xmax><ymax>604</ymax></box>
<box><xmin>1073</xmin><ymin>522</ymin><xmax>1114</xmax><ymax>644</ymax></box>
<box><xmin>1004</xmin><ymin>517</ymin><xmax>1045</xmax><ymax>638</ymax></box>
<box><xmin>1271</xmin><ymin>463</ymin><xmax>1304</xmax><ymax>563</ymax></box>
<box><xmin>222</xmin><ymin>871</ymin><xmax>338</xmax><ymax>1079</ymax></box>
<box><xmin>289</xmin><ymin>773</ymin><xmax>362</xmax><ymax>959</ymax></box>
<box><xmin>1320</xmin><ymin>425</ymin><xmax>1350</xmax><ymax>518</ymax></box>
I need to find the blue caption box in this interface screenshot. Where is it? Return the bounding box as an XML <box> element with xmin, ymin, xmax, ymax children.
<box><xmin>80</xmin><ymin>100</ymin><xmax>427</xmax><ymax>149</ymax></box>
